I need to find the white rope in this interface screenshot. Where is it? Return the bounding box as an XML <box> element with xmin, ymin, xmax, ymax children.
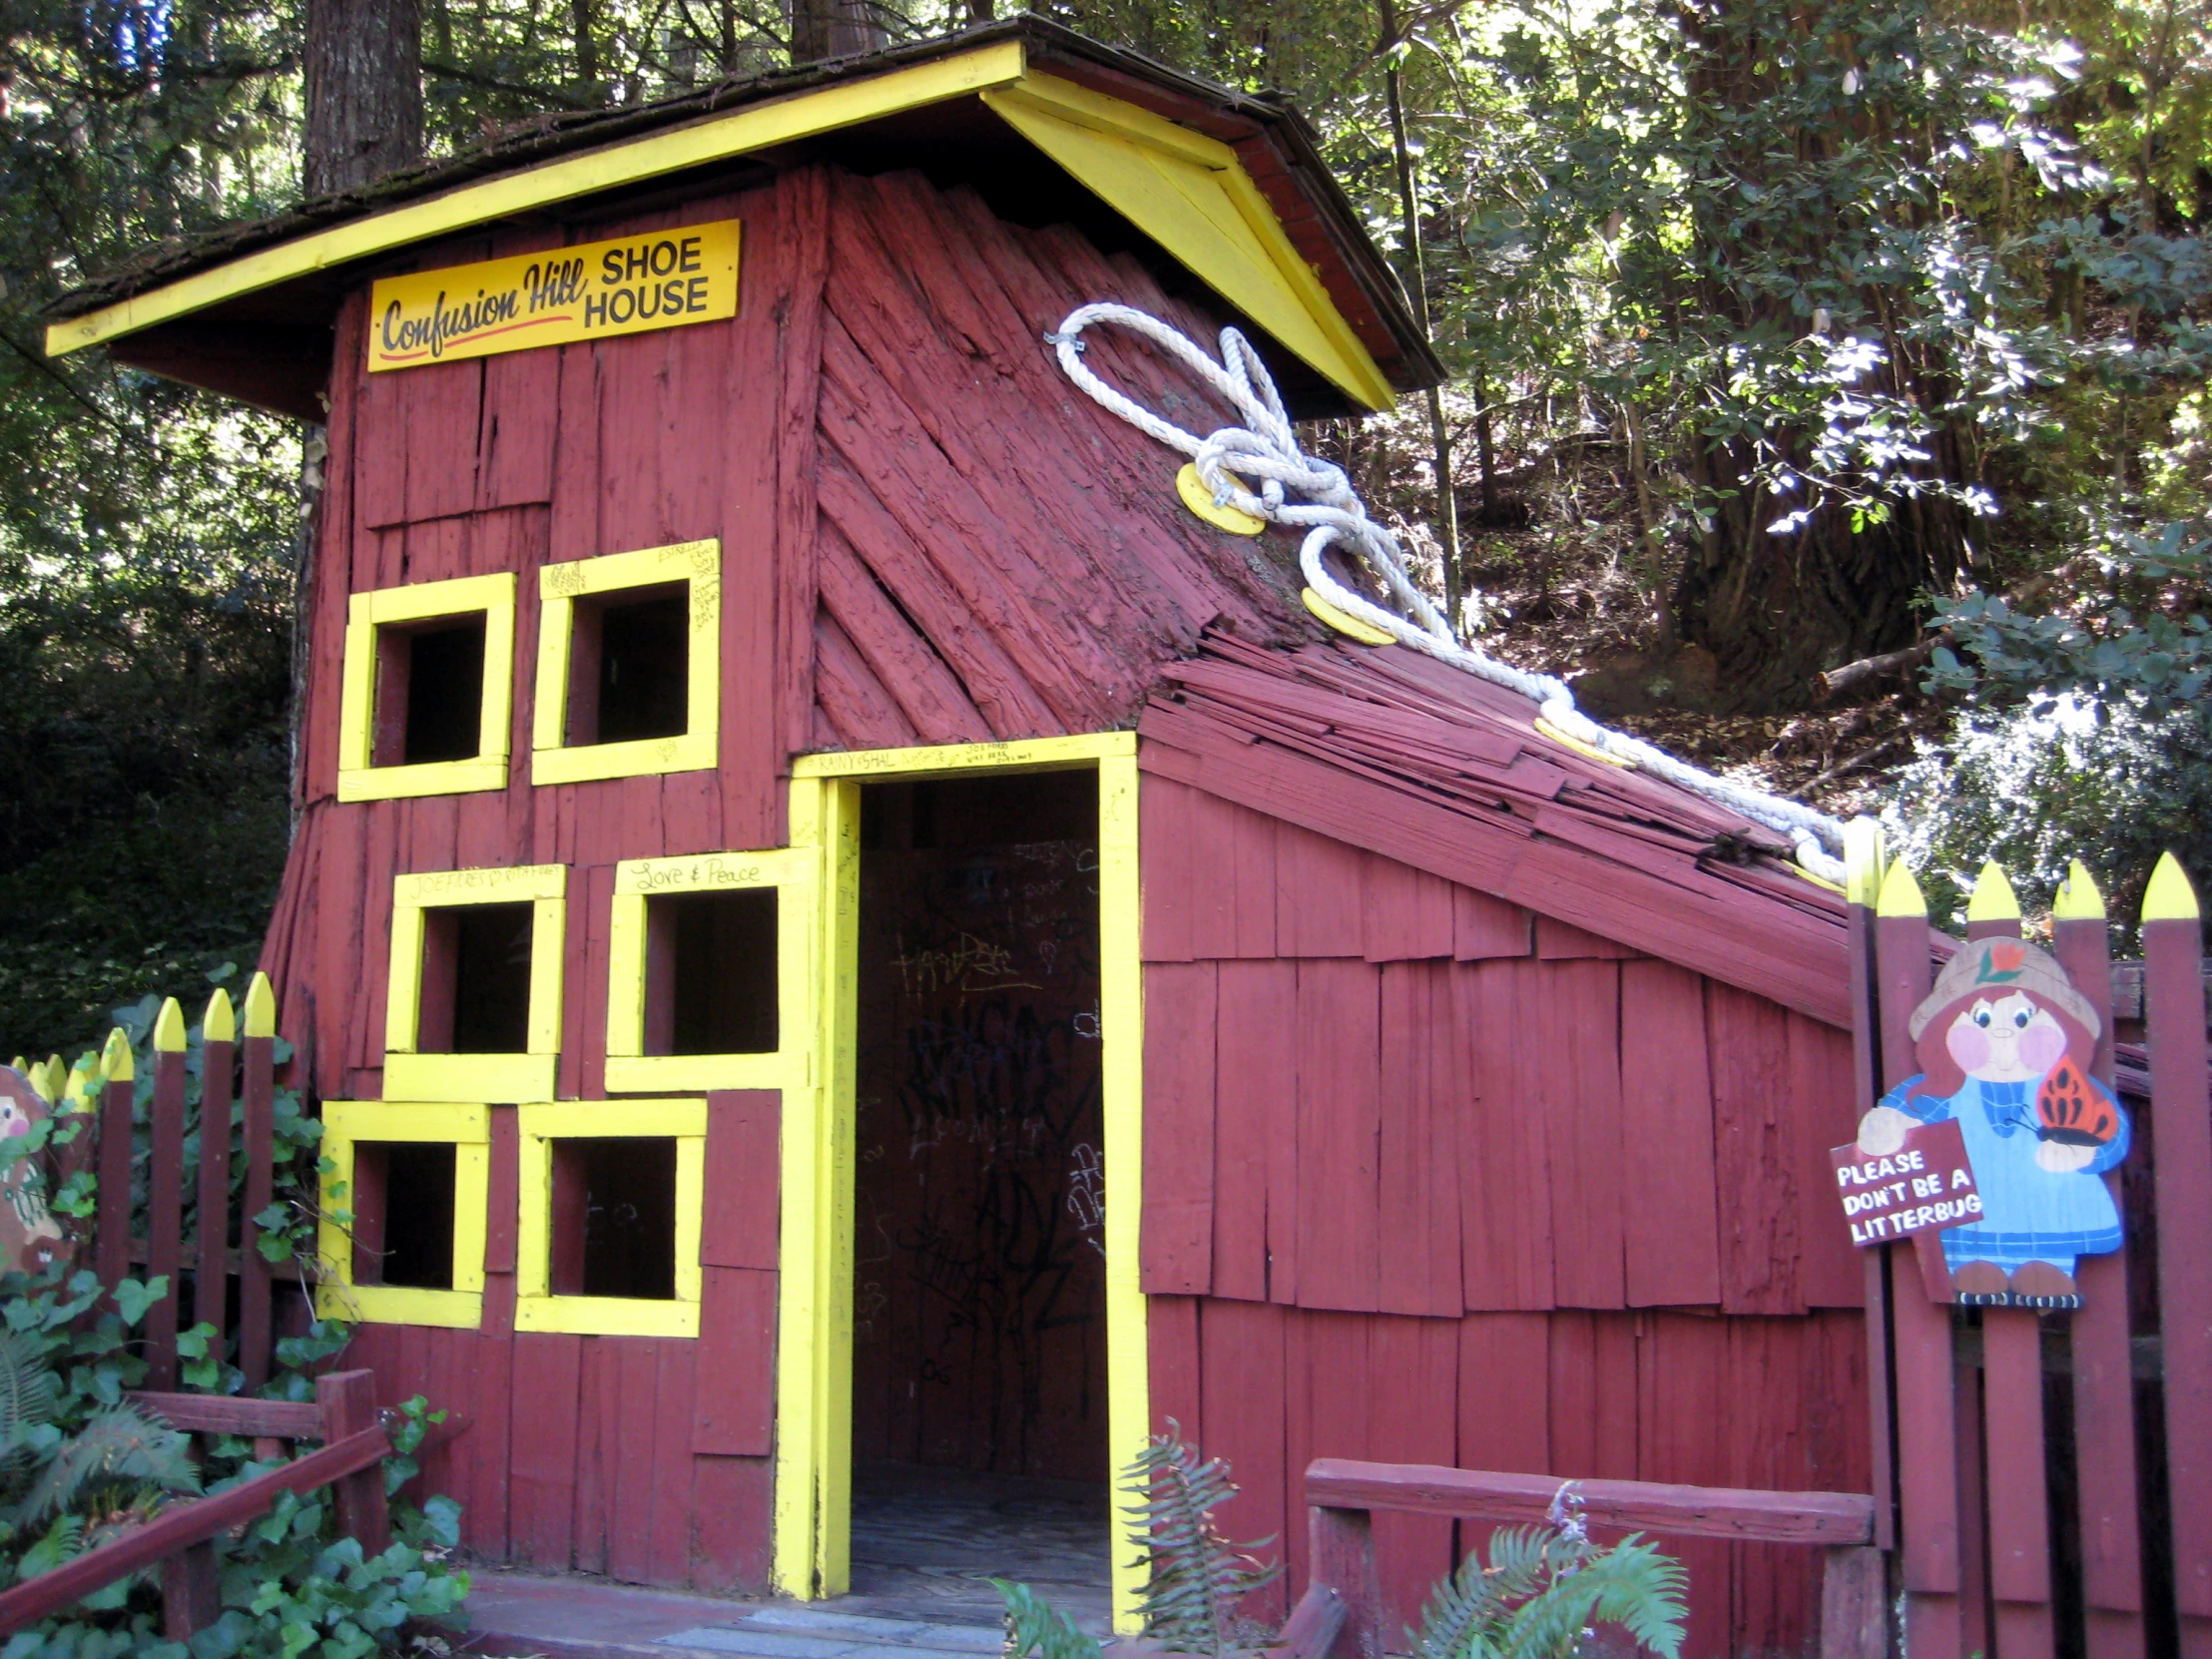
<box><xmin>1046</xmin><ymin>302</ymin><xmax>1850</xmax><ymax>884</ymax></box>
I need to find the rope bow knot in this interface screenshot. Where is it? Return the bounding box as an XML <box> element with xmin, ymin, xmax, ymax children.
<box><xmin>1047</xmin><ymin>301</ymin><xmax>1849</xmax><ymax>883</ymax></box>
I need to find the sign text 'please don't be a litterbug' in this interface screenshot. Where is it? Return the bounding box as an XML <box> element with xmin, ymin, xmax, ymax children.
<box><xmin>367</xmin><ymin>221</ymin><xmax>740</xmax><ymax>371</ymax></box>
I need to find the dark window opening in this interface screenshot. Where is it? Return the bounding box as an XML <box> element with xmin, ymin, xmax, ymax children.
<box><xmin>373</xmin><ymin>614</ymin><xmax>487</xmax><ymax>767</ymax></box>
<box><xmin>549</xmin><ymin>1137</ymin><xmax>678</xmax><ymax>1300</ymax></box>
<box><xmin>348</xmin><ymin>1141</ymin><xmax>457</xmax><ymax>1291</ymax></box>
<box><xmin>567</xmin><ymin>584</ymin><xmax>689</xmax><ymax>747</ymax></box>
<box><xmin>417</xmin><ymin>902</ymin><xmax>533</xmax><ymax>1054</ymax></box>
<box><xmin>644</xmin><ymin>888</ymin><xmax>779</xmax><ymax>1055</ymax></box>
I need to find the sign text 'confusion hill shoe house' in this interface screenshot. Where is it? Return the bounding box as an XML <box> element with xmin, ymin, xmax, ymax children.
<box><xmin>367</xmin><ymin>221</ymin><xmax>741</xmax><ymax>371</ymax></box>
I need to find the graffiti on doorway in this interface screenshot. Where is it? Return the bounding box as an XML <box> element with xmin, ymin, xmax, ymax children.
<box><xmin>852</xmin><ymin>836</ymin><xmax>1108</xmax><ymax>1482</ymax></box>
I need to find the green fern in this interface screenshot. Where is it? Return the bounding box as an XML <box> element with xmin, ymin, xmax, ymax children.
<box><xmin>1123</xmin><ymin>1420</ymin><xmax>1281</xmax><ymax>1658</ymax></box>
<box><xmin>0</xmin><ymin>1329</ymin><xmax>59</xmax><ymax>1459</ymax></box>
<box><xmin>13</xmin><ymin>1404</ymin><xmax>199</xmax><ymax>1528</ymax></box>
<box><xmin>993</xmin><ymin>1576</ymin><xmax>1105</xmax><ymax>1659</ymax></box>
<box><xmin>1409</xmin><ymin>1501</ymin><xmax>1687</xmax><ymax>1659</ymax></box>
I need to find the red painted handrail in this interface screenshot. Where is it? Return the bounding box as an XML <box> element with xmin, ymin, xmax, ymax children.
<box><xmin>0</xmin><ymin>1425</ymin><xmax>388</xmax><ymax>1634</ymax></box>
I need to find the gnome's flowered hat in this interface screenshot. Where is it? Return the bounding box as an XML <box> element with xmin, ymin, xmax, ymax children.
<box><xmin>1908</xmin><ymin>937</ymin><xmax>2100</xmax><ymax>1042</ymax></box>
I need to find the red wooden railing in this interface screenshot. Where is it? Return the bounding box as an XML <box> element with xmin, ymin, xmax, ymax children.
<box><xmin>1287</xmin><ymin>1460</ymin><xmax>1883</xmax><ymax>1659</ymax></box>
<box><xmin>0</xmin><ymin>1371</ymin><xmax>394</xmax><ymax>1639</ymax></box>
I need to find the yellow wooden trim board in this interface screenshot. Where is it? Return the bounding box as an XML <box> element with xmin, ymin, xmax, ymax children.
<box><xmin>792</xmin><ymin>731</ymin><xmax>1133</xmax><ymax>778</ymax></box>
<box><xmin>533</xmin><ymin>540</ymin><xmax>722</xmax><ymax>785</ymax></box>
<box><xmin>771</xmin><ymin>740</ymin><xmax>1146</xmax><ymax>1630</ymax></box>
<box><xmin>46</xmin><ymin>44</ymin><xmax>1030</xmax><ymax>357</ymax></box>
<box><xmin>315</xmin><ymin>1101</ymin><xmax>490</xmax><ymax>1330</ymax></box>
<box><xmin>606</xmin><ymin>847</ymin><xmax>815</xmax><ymax>1092</ymax></box>
<box><xmin>368</xmin><ymin>221</ymin><xmax>739</xmax><ymax>371</ymax></box>
<box><xmin>384</xmin><ymin>864</ymin><xmax>566</xmax><ymax>1102</ymax></box>
<box><xmin>514</xmin><ymin>1100</ymin><xmax>705</xmax><ymax>1338</ymax></box>
<box><xmin>1095</xmin><ymin>749</ymin><xmax>1147</xmax><ymax>1633</ymax></box>
<box><xmin>981</xmin><ymin>76</ymin><xmax>1394</xmax><ymax>410</ymax></box>
<box><xmin>337</xmin><ymin>573</ymin><xmax>517</xmax><ymax>803</ymax></box>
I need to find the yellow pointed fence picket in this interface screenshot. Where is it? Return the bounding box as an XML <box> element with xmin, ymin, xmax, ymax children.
<box><xmin>1842</xmin><ymin>832</ymin><xmax>2210</xmax><ymax>1659</ymax></box>
<box><xmin>11</xmin><ymin>972</ymin><xmax>287</xmax><ymax>1388</ymax></box>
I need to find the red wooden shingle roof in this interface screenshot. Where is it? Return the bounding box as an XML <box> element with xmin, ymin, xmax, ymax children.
<box><xmin>794</xmin><ymin>165</ymin><xmax>1855</xmax><ymax>1025</ymax></box>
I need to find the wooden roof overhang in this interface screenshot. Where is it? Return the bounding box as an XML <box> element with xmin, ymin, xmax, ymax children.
<box><xmin>1138</xmin><ymin>635</ymin><xmax>1866</xmax><ymax>1028</ymax></box>
<box><xmin>46</xmin><ymin>19</ymin><xmax>1439</xmax><ymax>422</ymax></box>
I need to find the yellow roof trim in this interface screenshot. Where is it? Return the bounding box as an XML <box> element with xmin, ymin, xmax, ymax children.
<box><xmin>982</xmin><ymin>75</ymin><xmax>1396</xmax><ymax>410</ymax></box>
<box><xmin>45</xmin><ymin>42</ymin><xmax>1029</xmax><ymax>358</ymax></box>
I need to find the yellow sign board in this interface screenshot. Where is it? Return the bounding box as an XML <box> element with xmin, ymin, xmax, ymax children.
<box><xmin>366</xmin><ymin>220</ymin><xmax>741</xmax><ymax>371</ymax></box>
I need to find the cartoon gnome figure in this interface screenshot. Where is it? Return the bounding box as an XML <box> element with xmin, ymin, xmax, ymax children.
<box><xmin>1855</xmin><ymin>936</ymin><xmax>2129</xmax><ymax>1308</ymax></box>
<box><xmin>0</xmin><ymin>1067</ymin><xmax>66</xmax><ymax>1275</ymax></box>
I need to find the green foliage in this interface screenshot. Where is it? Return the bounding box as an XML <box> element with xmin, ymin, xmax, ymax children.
<box><xmin>0</xmin><ymin>1262</ymin><xmax>467</xmax><ymax>1655</ymax></box>
<box><xmin>1408</xmin><ymin>1499</ymin><xmax>1686</xmax><ymax>1659</ymax></box>
<box><xmin>992</xmin><ymin>1577</ymin><xmax>1104</xmax><ymax>1659</ymax></box>
<box><xmin>1122</xmin><ymin>1422</ymin><xmax>1281</xmax><ymax>1657</ymax></box>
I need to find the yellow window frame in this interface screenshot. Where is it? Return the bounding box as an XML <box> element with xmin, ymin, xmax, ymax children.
<box><xmin>605</xmin><ymin>847</ymin><xmax>815</xmax><ymax>1094</ymax></box>
<box><xmin>337</xmin><ymin>572</ymin><xmax>517</xmax><ymax>802</ymax></box>
<box><xmin>532</xmin><ymin>540</ymin><xmax>722</xmax><ymax>784</ymax></box>
<box><xmin>772</xmin><ymin>732</ymin><xmax>1146</xmax><ymax>1628</ymax></box>
<box><xmin>514</xmin><ymin>1098</ymin><xmax>706</xmax><ymax>1339</ymax></box>
<box><xmin>383</xmin><ymin>863</ymin><xmax>567</xmax><ymax>1103</ymax></box>
<box><xmin>314</xmin><ymin>1101</ymin><xmax>490</xmax><ymax>1330</ymax></box>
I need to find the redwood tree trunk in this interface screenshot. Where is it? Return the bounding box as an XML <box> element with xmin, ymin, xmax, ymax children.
<box><xmin>1672</xmin><ymin>451</ymin><xmax>1964</xmax><ymax>711</ymax></box>
<box><xmin>787</xmin><ymin>0</ymin><xmax>886</xmax><ymax>63</ymax></box>
<box><xmin>303</xmin><ymin>0</ymin><xmax>424</xmax><ymax>197</ymax></box>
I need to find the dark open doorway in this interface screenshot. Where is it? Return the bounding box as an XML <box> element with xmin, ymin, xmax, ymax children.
<box><xmin>848</xmin><ymin>769</ymin><xmax>1111</xmax><ymax>1622</ymax></box>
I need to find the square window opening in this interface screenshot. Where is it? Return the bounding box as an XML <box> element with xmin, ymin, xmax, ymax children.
<box><xmin>644</xmin><ymin>887</ymin><xmax>779</xmax><ymax>1056</ymax></box>
<box><xmin>374</xmin><ymin>614</ymin><xmax>487</xmax><ymax>768</ymax></box>
<box><xmin>550</xmin><ymin>1137</ymin><xmax>678</xmax><ymax>1300</ymax></box>
<box><xmin>568</xmin><ymin>584</ymin><xmax>689</xmax><ymax>748</ymax></box>
<box><xmin>418</xmin><ymin>902</ymin><xmax>534</xmax><ymax>1054</ymax></box>
<box><xmin>348</xmin><ymin>1141</ymin><xmax>456</xmax><ymax>1290</ymax></box>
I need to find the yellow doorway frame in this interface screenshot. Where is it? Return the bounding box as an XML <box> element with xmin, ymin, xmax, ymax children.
<box><xmin>775</xmin><ymin>733</ymin><xmax>1147</xmax><ymax>1628</ymax></box>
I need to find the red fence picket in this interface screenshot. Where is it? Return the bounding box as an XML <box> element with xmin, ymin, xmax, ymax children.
<box><xmin>2141</xmin><ymin>856</ymin><xmax>2212</xmax><ymax>1659</ymax></box>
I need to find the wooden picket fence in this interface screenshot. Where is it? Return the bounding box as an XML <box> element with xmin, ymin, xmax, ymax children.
<box><xmin>24</xmin><ymin>975</ymin><xmax>290</xmax><ymax>1388</ymax></box>
<box><xmin>1848</xmin><ymin>839</ymin><xmax>2210</xmax><ymax>1659</ymax></box>
<box><xmin>0</xmin><ymin>975</ymin><xmax>425</xmax><ymax>1641</ymax></box>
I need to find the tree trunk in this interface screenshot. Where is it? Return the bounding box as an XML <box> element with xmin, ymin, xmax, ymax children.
<box><xmin>1671</xmin><ymin>441</ymin><xmax>1964</xmax><ymax>711</ymax></box>
<box><xmin>303</xmin><ymin>0</ymin><xmax>424</xmax><ymax>196</ymax></box>
<box><xmin>787</xmin><ymin>0</ymin><xmax>886</xmax><ymax>63</ymax></box>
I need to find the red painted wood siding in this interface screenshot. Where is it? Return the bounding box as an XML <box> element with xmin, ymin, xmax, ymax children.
<box><xmin>1136</xmin><ymin>776</ymin><xmax>1864</xmax><ymax>1320</ymax></box>
<box><xmin>1138</xmin><ymin>781</ymin><xmax>1871</xmax><ymax>1659</ymax></box>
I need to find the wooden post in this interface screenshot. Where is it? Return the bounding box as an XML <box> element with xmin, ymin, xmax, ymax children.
<box><xmin>316</xmin><ymin>1369</ymin><xmax>390</xmax><ymax>1554</ymax></box>
<box><xmin>2141</xmin><ymin>854</ymin><xmax>2212</xmax><ymax>1659</ymax></box>
<box><xmin>1821</xmin><ymin>1545</ymin><xmax>1890</xmax><ymax>1659</ymax></box>
<box><xmin>197</xmin><ymin>989</ymin><xmax>237</xmax><ymax>1368</ymax></box>
<box><xmin>1842</xmin><ymin>820</ymin><xmax>1897</xmax><ymax>1560</ymax></box>
<box><xmin>239</xmin><ymin>974</ymin><xmax>277</xmax><ymax>1391</ymax></box>
<box><xmin>146</xmin><ymin>999</ymin><xmax>188</xmax><ymax>1391</ymax></box>
<box><xmin>159</xmin><ymin>1541</ymin><xmax>220</xmax><ymax>1637</ymax></box>
<box><xmin>94</xmin><ymin>1029</ymin><xmax>134</xmax><ymax>1302</ymax></box>
<box><xmin>2051</xmin><ymin>862</ymin><xmax>2144</xmax><ymax>1659</ymax></box>
<box><xmin>1308</xmin><ymin>1505</ymin><xmax>1382</xmax><ymax>1659</ymax></box>
<box><xmin>1873</xmin><ymin>859</ymin><xmax>1960</xmax><ymax>1659</ymax></box>
<box><xmin>1965</xmin><ymin>864</ymin><xmax>2053</xmax><ymax>1659</ymax></box>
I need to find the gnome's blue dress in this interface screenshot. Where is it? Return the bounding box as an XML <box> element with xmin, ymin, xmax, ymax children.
<box><xmin>1879</xmin><ymin>1073</ymin><xmax>2129</xmax><ymax>1274</ymax></box>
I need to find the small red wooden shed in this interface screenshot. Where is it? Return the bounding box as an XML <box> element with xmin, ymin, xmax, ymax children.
<box><xmin>50</xmin><ymin>22</ymin><xmax>1869</xmax><ymax>1655</ymax></box>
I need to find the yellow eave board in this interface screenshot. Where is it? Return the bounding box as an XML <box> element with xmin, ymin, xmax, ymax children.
<box><xmin>980</xmin><ymin>77</ymin><xmax>1395</xmax><ymax>411</ymax></box>
<box><xmin>45</xmin><ymin>42</ymin><xmax>1029</xmax><ymax>358</ymax></box>
<box><xmin>49</xmin><ymin>47</ymin><xmax>1399</xmax><ymax>422</ymax></box>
